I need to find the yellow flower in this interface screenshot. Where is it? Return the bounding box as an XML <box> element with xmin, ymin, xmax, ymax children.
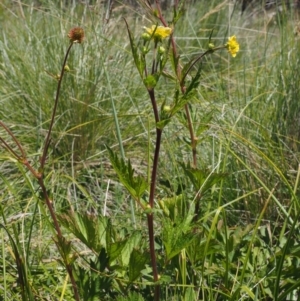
<box><xmin>226</xmin><ymin>36</ymin><xmax>239</xmax><ymax>57</ymax></box>
<box><xmin>144</xmin><ymin>25</ymin><xmax>172</xmax><ymax>40</ymax></box>
<box><xmin>68</xmin><ymin>27</ymin><xmax>84</xmax><ymax>44</ymax></box>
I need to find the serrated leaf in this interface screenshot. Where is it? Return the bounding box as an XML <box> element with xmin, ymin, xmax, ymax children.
<box><xmin>98</xmin><ymin>248</ymin><xmax>110</xmax><ymax>272</ymax></box>
<box><xmin>109</xmin><ymin>240</ymin><xmax>127</xmax><ymax>264</ymax></box>
<box><xmin>116</xmin><ymin>292</ymin><xmax>145</xmax><ymax>301</ymax></box>
<box><xmin>195</xmin><ymin>110</ymin><xmax>214</xmax><ymax>137</ymax></box>
<box><xmin>158</xmin><ymin>195</ymin><xmax>185</xmax><ymax>221</ymax></box>
<box><xmin>121</xmin><ymin>231</ymin><xmax>142</xmax><ymax>265</ymax></box>
<box><xmin>128</xmin><ymin>249</ymin><xmax>148</xmax><ymax>282</ymax></box>
<box><xmin>162</xmin><ymin>217</ymin><xmax>195</xmax><ymax>261</ymax></box>
<box><xmin>75</xmin><ymin>249</ymin><xmax>113</xmax><ymax>299</ymax></box>
<box><xmin>186</xmin><ymin>236</ymin><xmax>221</xmax><ymax>263</ymax></box>
<box><xmin>53</xmin><ymin>235</ymin><xmax>73</xmax><ymax>265</ymax></box>
<box><xmin>162</xmin><ymin>70</ymin><xmax>177</xmax><ymax>81</ymax></box>
<box><xmin>58</xmin><ymin>211</ymin><xmax>109</xmax><ymax>253</ymax></box>
<box><xmin>180</xmin><ymin>162</ymin><xmax>227</xmax><ymax>194</ymax></box>
<box><xmin>106</xmin><ymin>146</ymin><xmax>148</xmax><ymax>200</ymax></box>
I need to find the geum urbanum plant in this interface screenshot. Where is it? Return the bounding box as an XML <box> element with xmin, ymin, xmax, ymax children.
<box><xmin>105</xmin><ymin>2</ymin><xmax>240</xmax><ymax>300</ymax></box>
<box><xmin>0</xmin><ymin>27</ymin><xmax>84</xmax><ymax>301</ymax></box>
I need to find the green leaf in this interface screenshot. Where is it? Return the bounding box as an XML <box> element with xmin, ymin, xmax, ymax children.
<box><xmin>195</xmin><ymin>110</ymin><xmax>214</xmax><ymax>137</ymax></box>
<box><xmin>158</xmin><ymin>37</ymin><xmax>172</xmax><ymax>74</ymax></box>
<box><xmin>180</xmin><ymin>162</ymin><xmax>227</xmax><ymax>194</ymax></box>
<box><xmin>53</xmin><ymin>235</ymin><xmax>73</xmax><ymax>265</ymax></box>
<box><xmin>106</xmin><ymin>146</ymin><xmax>148</xmax><ymax>201</ymax></box>
<box><xmin>169</xmin><ymin>47</ymin><xmax>180</xmax><ymax>78</ymax></box>
<box><xmin>240</xmin><ymin>285</ymin><xmax>255</xmax><ymax>300</ymax></box>
<box><xmin>124</xmin><ymin>19</ymin><xmax>145</xmax><ymax>78</ymax></box>
<box><xmin>162</xmin><ymin>217</ymin><xmax>195</xmax><ymax>261</ymax></box>
<box><xmin>109</xmin><ymin>240</ymin><xmax>127</xmax><ymax>264</ymax></box>
<box><xmin>158</xmin><ymin>195</ymin><xmax>186</xmax><ymax>221</ymax></box>
<box><xmin>116</xmin><ymin>292</ymin><xmax>145</xmax><ymax>301</ymax></box>
<box><xmin>184</xmin><ymin>287</ymin><xmax>197</xmax><ymax>300</ymax></box>
<box><xmin>121</xmin><ymin>231</ymin><xmax>142</xmax><ymax>265</ymax></box>
<box><xmin>0</xmin><ymin>224</ymin><xmax>34</xmax><ymax>301</ymax></box>
<box><xmin>128</xmin><ymin>249</ymin><xmax>148</xmax><ymax>282</ymax></box>
<box><xmin>180</xmin><ymin>57</ymin><xmax>202</xmax><ymax>94</ymax></box>
<box><xmin>162</xmin><ymin>70</ymin><xmax>177</xmax><ymax>81</ymax></box>
<box><xmin>172</xmin><ymin>0</ymin><xmax>186</xmax><ymax>24</ymax></box>
<box><xmin>186</xmin><ymin>236</ymin><xmax>221</xmax><ymax>264</ymax></box>
<box><xmin>170</xmin><ymin>88</ymin><xmax>197</xmax><ymax>117</ymax></box>
<box><xmin>156</xmin><ymin>118</ymin><xmax>171</xmax><ymax>130</ymax></box>
<box><xmin>58</xmin><ymin>211</ymin><xmax>110</xmax><ymax>253</ymax></box>
<box><xmin>75</xmin><ymin>249</ymin><xmax>113</xmax><ymax>300</ymax></box>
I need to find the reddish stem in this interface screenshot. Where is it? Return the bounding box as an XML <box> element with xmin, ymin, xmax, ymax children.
<box><xmin>147</xmin><ymin>88</ymin><xmax>161</xmax><ymax>301</ymax></box>
<box><xmin>40</xmin><ymin>42</ymin><xmax>74</xmax><ymax>170</ymax></box>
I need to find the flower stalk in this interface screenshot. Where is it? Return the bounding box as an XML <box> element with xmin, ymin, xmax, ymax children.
<box><xmin>0</xmin><ymin>27</ymin><xmax>85</xmax><ymax>301</ymax></box>
<box><xmin>147</xmin><ymin>72</ymin><xmax>163</xmax><ymax>301</ymax></box>
<box><xmin>126</xmin><ymin>17</ymin><xmax>173</xmax><ymax>301</ymax></box>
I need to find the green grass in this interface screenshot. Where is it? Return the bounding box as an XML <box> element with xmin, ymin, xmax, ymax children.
<box><xmin>1</xmin><ymin>0</ymin><xmax>300</xmax><ymax>300</ymax></box>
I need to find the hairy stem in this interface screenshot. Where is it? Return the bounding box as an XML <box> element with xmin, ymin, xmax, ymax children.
<box><xmin>148</xmin><ymin>88</ymin><xmax>161</xmax><ymax>301</ymax></box>
<box><xmin>184</xmin><ymin>104</ymin><xmax>197</xmax><ymax>167</ymax></box>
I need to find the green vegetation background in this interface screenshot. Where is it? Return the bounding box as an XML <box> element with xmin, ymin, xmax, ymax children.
<box><xmin>1</xmin><ymin>0</ymin><xmax>300</xmax><ymax>300</ymax></box>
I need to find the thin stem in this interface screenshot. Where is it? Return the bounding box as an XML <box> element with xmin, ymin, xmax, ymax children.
<box><xmin>149</xmin><ymin>126</ymin><xmax>162</xmax><ymax>208</ymax></box>
<box><xmin>0</xmin><ymin>122</ymin><xmax>41</xmax><ymax>177</ymax></box>
<box><xmin>148</xmin><ymin>88</ymin><xmax>161</xmax><ymax>301</ymax></box>
<box><xmin>152</xmin><ymin>42</ymin><xmax>158</xmax><ymax>75</ymax></box>
<box><xmin>0</xmin><ymin>121</ymin><xmax>26</xmax><ymax>159</ymax></box>
<box><xmin>40</xmin><ymin>42</ymin><xmax>74</xmax><ymax>170</ymax></box>
<box><xmin>155</xmin><ymin>0</ymin><xmax>200</xmax><ymax>169</ymax></box>
<box><xmin>149</xmin><ymin>89</ymin><xmax>160</xmax><ymax>124</ymax></box>
<box><xmin>38</xmin><ymin>40</ymin><xmax>80</xmax><ymax>301</ymax></box>
<box><xmin>155</xmin><ymin>0</ymin><xmax>180</xmax><ymax>79</ymax></box>
<box><xmin>184</xmin><ymin>104</ymin><xmax>197</xmax><ymax>168</ymax></box>
<box><xmin>0</xmin><ymin>37</ymin><xmax>80</xmax><ymax>301</ymax></box>
<box><xmin>180</xmin><ymin>49</ymin><xmax>213</xmax><ymax>86</ymax></box>
<box><xmin>37</xmin><ymin>178</ymin><xmax>62</xmax><ymax>237</ymax></box>
<box><xmin>147</xmin><ymin>213</ymin><xmax>160</xmax><ymax>300</ymax></box>
<box><xmin>0</xmin><ymin>137</ymin><xmax>22</xmax><ymax>161</ymax></box>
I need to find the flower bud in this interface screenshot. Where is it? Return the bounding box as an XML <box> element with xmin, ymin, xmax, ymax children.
<box><xmin>141</xmin><ymin>32</ymin><xmax>151</xmax><ymax>41</ymax></box>
<box><xmin>142</xmin><ymin>46</ymin><xmax>150</xmax><ymax>55</ymax></box>
<box><xmin>163</xmin><ymin>105</ymin><xmax>171</xmax><ymax>112</ymax></box>
<box><xmin>158</xmin><ymin>46</ymin><xmax>165</xmax><ymax>54</ymax></box>
<box><xmin>64</xmin><ymin>65</ymin><xmax>70</xmax><ymax>72</ymax></box>
<box><xmin>208</xmin><ymin>43</ymin><xmax>215</xmax><ymax>50</ymax></box>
